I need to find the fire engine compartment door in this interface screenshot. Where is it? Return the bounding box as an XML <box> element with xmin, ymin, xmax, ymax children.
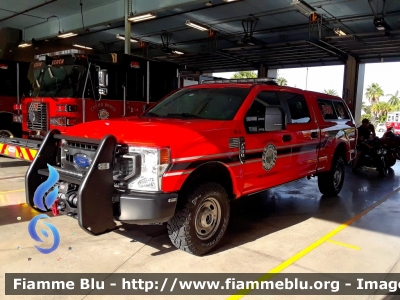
<box><xmin>76</xmin><ymin>134</ymin><xmax>118</xmax><ymax>236</ymax></box>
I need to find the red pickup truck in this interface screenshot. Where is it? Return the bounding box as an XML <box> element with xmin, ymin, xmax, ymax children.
<box><xmin>26</xmin><ymin>79</ymin><xmax>356</xmax><ymax>255</ymax></box>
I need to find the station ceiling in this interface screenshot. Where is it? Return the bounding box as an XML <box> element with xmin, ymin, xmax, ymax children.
<box><xmin>1</xmin><ymin>0</ymin><xmax>400</xmax><ymax>72</ymax></box>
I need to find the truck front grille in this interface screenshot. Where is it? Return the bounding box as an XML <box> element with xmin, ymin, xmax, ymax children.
<box><xmin>27</xmin><ymin>102</ymin><xmax>48</xmax><ymax>131</ymax></box>
<box><xmin>67</xmin><ymin>141</ymin><xmax>98</xmax><ymax>151</ymax></box>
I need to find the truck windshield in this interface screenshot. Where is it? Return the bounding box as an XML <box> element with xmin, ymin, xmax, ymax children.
<box><xmin>145</xmin><ymin>87</ymin><xmax>251</xmax><ymax>120</ymax></box>
<box><xmin>31</xmin><ymin>65</ymin><xmax>86</xmax><ymax>98</ymax></box>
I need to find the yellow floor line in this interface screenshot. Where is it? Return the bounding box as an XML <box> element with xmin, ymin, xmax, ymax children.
<box><xmin>0</xmin><ymin>189</ymin><xmax>25</xmax><ymax>194</ymax></box>
<box><xmin>227</xmin><ymin>186</ymin><xmax>400</xmax><ymax>300</ymax></box>
<box><xmin>326</xmin><ymin>239</ymin><xmax>361</xmax><ymax>250</ymax></box>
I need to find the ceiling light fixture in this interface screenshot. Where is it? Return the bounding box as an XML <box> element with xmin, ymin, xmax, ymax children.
<box><xmin>291</xmin><ymin>0</ymin><xmax>316</xmax><ymax>15</ymax></box>
<box><xmin>173</xmin><ymin>50</ymin><xmax>184</xmax><ymax>55</ymax></box>
<box><xmin>19</xmin><ymin>29</ymin><xmax>32</xmax><ymax>48</ymax></box>
<box><xmin>73</xmin><ymin>44</ymin><xmax>93</xmax><ymax>50</ymax></box>
<box><xmin>116</xmin><ymin>34</ymin><xmax>138</xmax><ymax>43</ymax></box>
<box><xmin>374</xmin><ymin>17</ymin><xmax>391</xmax><ymax>31</ymax></box>
<box><xmin>223</xmin><ymin>0</ymin><xmax>239</xmax><ymax>2</ymax></box>
<box><xmin>185</xmin><ymin>20</ymin><xmax>208</xmax><ymax>31</ymax></box>
<box><xmin>333</xmin><ymin>28</ymin><xmax>346</xmax><ymax>36</ymax></box>
<box><xmin>128</xmin><ymin>12</ymin><xmax>157</xmax><ymax>22</ymax></box>
<box><xmin>58</xmin><ymin>32</ymin><xmax>78</xmax><ymax>38</ymax></box>
<box><xmin>18</xmin><ymin>41</ymin><xmax>32</xmax><ymax>48</ymax></box>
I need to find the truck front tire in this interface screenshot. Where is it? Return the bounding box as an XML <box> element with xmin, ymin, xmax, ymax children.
<box><xmin>318</xmin><ymin>156</ymin><xmax>345</xmax><ymax>197</ymax></box>
<box><xmin>167</xmin><ymin>182</ymin><xmax>230</xmax><ymax>256</ymax></box>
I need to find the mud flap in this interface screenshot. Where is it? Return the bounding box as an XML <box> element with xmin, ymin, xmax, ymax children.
<box><xmin>77</xmin><ymin>134</ymin><xmax>118</xmax><ymax>235</ymax></box>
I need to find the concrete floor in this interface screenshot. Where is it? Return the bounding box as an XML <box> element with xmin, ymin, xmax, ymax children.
<box><xmin>1</xmin><ymin>156</ymin><xmax>400</xmax><ymax>300</ymax></box>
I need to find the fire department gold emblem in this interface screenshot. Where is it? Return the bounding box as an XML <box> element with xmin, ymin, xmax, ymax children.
<box><xmin>262</xmin><ymin>143</ymin><xmax>277</xmax><ymax>171</ymax></box>
<box><xmin>98</xmin><ymin>109</ymin><xmax>110</xmax><ymax>120</ymax></box>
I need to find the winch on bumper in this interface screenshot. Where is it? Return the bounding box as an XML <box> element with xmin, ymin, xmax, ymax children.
<box><xmin>25</xmin><ymin>130</ymin><xmax>178</xmax><ymax>236</ymax></box>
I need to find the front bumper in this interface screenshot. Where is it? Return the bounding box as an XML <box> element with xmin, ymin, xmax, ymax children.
<box><xmin>26</xmin><ymin>130</ymin><xmax>179</xmax><ymax>236</ymax></box>
<box><xmin>113</xmin><ymin>191</ymin><xmax>178</xmax><ymax>225</ymax></box>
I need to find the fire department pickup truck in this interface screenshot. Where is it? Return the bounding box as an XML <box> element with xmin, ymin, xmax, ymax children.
<box><xmin>26</xmin><ymin>79</ymin><xmax>356</xmax><ymax>255</ymax></box>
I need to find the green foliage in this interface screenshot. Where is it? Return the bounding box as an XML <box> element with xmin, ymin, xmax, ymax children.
<box><xmin>361</xmin><ymin>113</ymin><xmax>371</xmax><ymax>122</ymax></box>
<box><xmin>365</xmin><ymin>83</ymin><xmax>384</xmax><ymax>104</ymax></box>
<box><xmin>370</xmin><ymin>101</ymin><xmax>393</xmax><ymax>124</ymax></box>
<box><xmin>362</xmin><ymin>103</ymin><xmax>371</xmax><ymax>115</ymax></box>
<box><xmin>231</xmin><ymin>71</ymin><xmax>257</xmax><ymax>79</ymax></box>
<box><xmin>277</xmin><ymin>77</ymin><xmax>288</xmax><ymax>86</ymax></box>
<box><xmin>387</xmin><ymin>90</ymin><xmax>400</xmax><ymax>106</ymax></box>
<box><xmin>323</xmin><ymin>89</ymin><xmax>338</xmax><ymax>96</ymax></box>
<box><xmin>392</xmin><ymin>103</ymin><xmax>400</xmax><ymax>111</ymax></box>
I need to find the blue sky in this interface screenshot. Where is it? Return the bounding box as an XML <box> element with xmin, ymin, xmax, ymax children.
<box><xmin>213</xmin><ymin>62</ymin><xmax>400</xmax><ymax>104</ymax></box>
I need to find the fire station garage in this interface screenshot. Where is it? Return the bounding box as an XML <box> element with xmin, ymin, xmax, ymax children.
<box><xmin>1</xmin><ymin>0</ymin><xmax>400</xmax><ymax>298</ymax></box>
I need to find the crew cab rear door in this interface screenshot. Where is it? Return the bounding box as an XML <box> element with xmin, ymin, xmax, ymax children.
<box><xmin>278</xmin><ymin>91</ymin><xmax>320</xmax><ymax>177</ymax></box>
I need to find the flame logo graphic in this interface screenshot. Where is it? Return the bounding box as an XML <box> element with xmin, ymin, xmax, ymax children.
<box><xmin>33</xmin><ymin>164</ymin><xmax>59</xmax><ymax>211</ymax></box>
<box><xmin>28</xmin><ymin>215</ymin><xmax>61</xmax><ymax>254</ymax></box>
<box><xmin>28</xmin><ymin>164</ymin><xmax>61</xmax><ymax>254</ymax></box>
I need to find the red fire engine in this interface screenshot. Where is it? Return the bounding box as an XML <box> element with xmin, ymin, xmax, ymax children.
<box><xmin>0</xmin><ymin>59</ymin><xmax>30</xmax><ymax>138</ymax></box>
<box><xmin>0</xmin><ymin>49</ymin><xmax>178</xmax><ymax>160</ymax></box>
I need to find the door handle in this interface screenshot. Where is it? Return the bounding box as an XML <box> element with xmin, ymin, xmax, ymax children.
<box><xmin>282</xmin><ymin>134</ymin><xmax>292</xmax><ymax>142</ymax></box>
<box><xmin>311</xmin><ymin>132</ymin><xmax>319</xmax><ymax>139</ymax></box>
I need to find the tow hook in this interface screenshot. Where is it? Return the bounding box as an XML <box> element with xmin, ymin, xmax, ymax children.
<box><xmin>52</xmin><ymin>199</ymin><xmax>60</xmax><ymax>216</ymax></box>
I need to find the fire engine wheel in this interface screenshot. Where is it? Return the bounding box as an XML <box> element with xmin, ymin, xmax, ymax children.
<box><xmin>318</xmin><ymin>156</ymin><xmax>345</xmax><ymax>197</ymax></box>
<box><xmin>167</xmin><ymin>182</ymin><xmax>230</xmax><ymax>256</ymax></box>
<box><xmin>0</xmin><ymin>130</ymin><xmax>13</xmax><ymax>138</ymax></box>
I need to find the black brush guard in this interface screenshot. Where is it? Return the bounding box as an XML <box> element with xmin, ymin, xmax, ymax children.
<box><xmin>26</xmin><ymin>129</ymin><xmax>118</xmax><ymax>235</ymax></box>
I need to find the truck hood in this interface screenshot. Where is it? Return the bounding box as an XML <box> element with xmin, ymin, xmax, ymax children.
<box><xmin>64</xmin><ymin>116</ymin><xmax>226</xmax><ymax>148</ymax></box>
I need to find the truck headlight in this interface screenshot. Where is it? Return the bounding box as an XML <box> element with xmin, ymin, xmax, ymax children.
<box><xmin>127</xmin><ymin>147</ymin><xmax>170</xmax><ymax>192</ymax></box>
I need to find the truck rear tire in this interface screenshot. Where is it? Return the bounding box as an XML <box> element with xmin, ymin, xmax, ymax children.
<box><xmin>167</xmin><ymin>182</ymin><xmax>230</xmax><ymax>256</ymax></box>
<box><xmin>318</xmin><ymin>156</ymin><xmax>345</xmax><ymax>197</ymax></box>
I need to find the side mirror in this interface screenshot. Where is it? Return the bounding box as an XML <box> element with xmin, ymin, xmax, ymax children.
<box><xmin>142</xmin><ymin>104</ymin><xmax>151</xmax><ymax>112</ymax></box>
<box><xmin>98</xmin><ymin>69</ymin><xmax>108</xmax><ymax>96</ymax></box>
<box><xmin>264</xmin><ymin>106</ymin><xmax>286</xmax><ymax>131</ymax></box>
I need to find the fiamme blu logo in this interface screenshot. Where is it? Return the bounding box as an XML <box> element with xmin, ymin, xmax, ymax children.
<box><xmin>27</xmin><ymin>164</ymin><xmax>61</xmax><ymax>254</ymax></box>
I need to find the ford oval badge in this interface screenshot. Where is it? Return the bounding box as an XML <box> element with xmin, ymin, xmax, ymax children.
<box><xmin>73</xmin><ymin>154</ymin><xmax>91</xmax><ymax>169</ymax></box>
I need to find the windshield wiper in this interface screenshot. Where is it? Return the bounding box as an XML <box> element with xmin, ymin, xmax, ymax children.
<box><xmin>143</xmin><ymin>111</ymin><xmax>161</xmax><ymax>117</ymax></box>
<box><xmin>166</xmin><ymin>113</ymin><xmax>203</xmax><ymax>119</ymax></box>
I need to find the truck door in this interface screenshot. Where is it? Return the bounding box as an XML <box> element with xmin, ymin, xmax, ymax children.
<box><xmin>279</xmin><ymin>91</ymin><xmax>319</xmax><ymax>177</ymax></box>
<box><xmin>241</xmin><ymin>90</ymin><xmax>294</xmax><ymax>194</ymax></box>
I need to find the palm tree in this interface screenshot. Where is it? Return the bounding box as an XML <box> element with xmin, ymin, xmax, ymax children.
<box><xmin>365</xmin><ymin>83</ymin><xmax>384</xmax><ymax>104</ymax></box>
<box><xmin>323</xmin><ymin>89</ymin><xmax>338</xmax><ymax>96</ymax></box>
<box><xmin>277</xmin><ymin>77</ymin><xmax>287</xmax><ymax>86</ymax></box>
<box><xmin>387</xmin><ymin>90</ymin><xmax>400</xmax><ymax>106</ymax></box>
<box><xmin>362</xmin><ymin>103</ymin><xmax>371</xmax><ymax>115</ymax></box>
<box><xmin>371</xmin><ymin>101</ymin><xmax>392</xmax><ymax>123</ymax></box>
<box><xmin>232</xmin><ymin>71</ymin><xmax>257</xmax><ymax>79</ymax></box>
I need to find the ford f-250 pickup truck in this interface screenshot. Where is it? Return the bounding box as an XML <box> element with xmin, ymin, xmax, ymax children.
<box><xmin>26</xmin><ymin>79</ymin><xmax>356</xmax><ymax>256</ymax></box>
